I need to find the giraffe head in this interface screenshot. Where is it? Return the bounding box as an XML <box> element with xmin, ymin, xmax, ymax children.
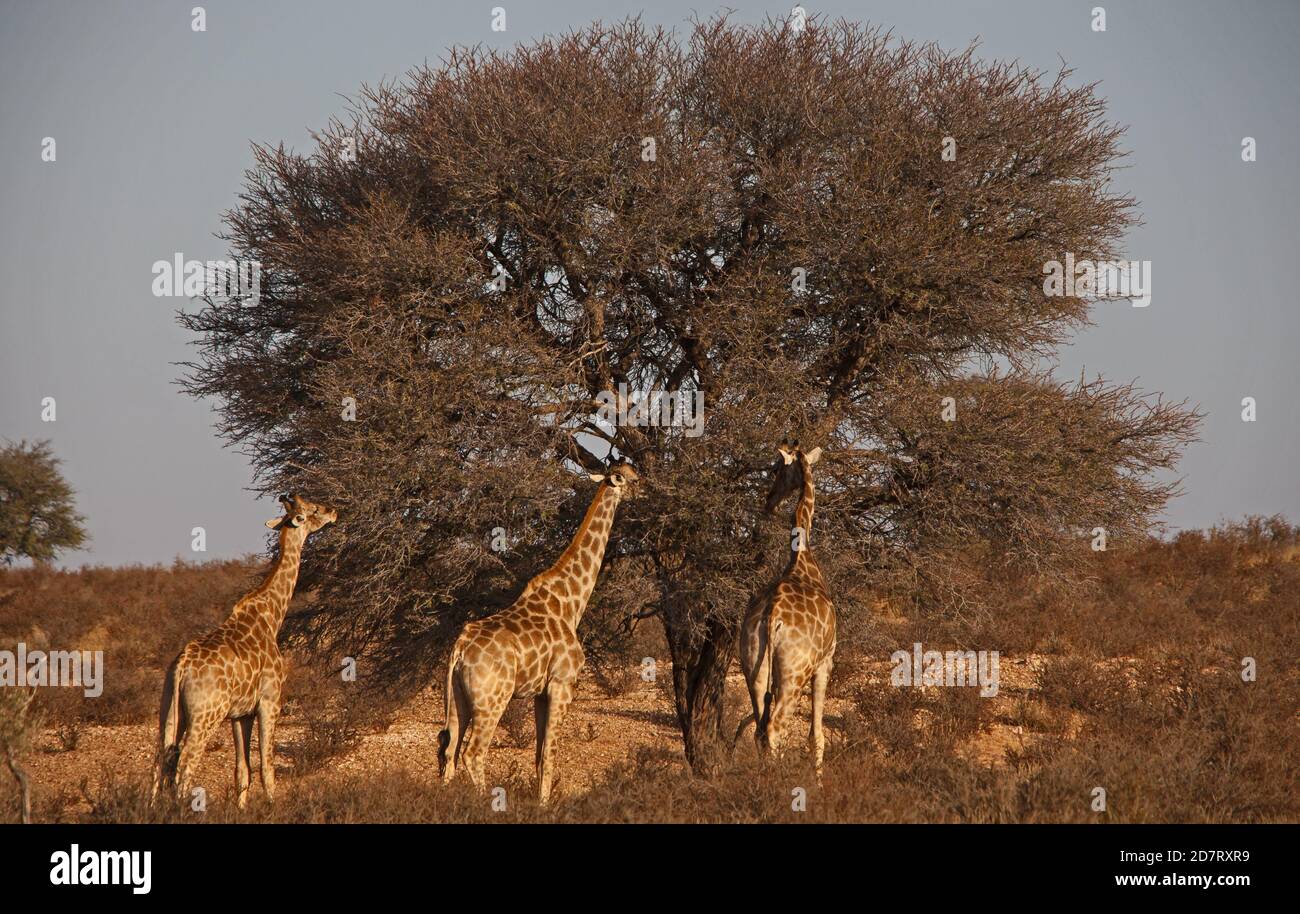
<box><xmin>764</xmin><ymin>440</ymin><xmax>821</xmax><ymax>514</ymax></box>
<box><xmin>587</xmin><ymin>462</ymin><xmax>641</xmax><ymax>499</ymax></box>
<box><xmin>265</xmin><ymin>493</ymin><xmax>339</xmax><ymax>534</ymax></box>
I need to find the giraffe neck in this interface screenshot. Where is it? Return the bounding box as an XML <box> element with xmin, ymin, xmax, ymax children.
<box><xmin>248</xmin><ymin>526</ymin><xmax>305</xmax><ymax>632</ymax></box>
<box><xmin>794</xmin><ymin>456</ymin><xmax>815</xmax><ymax>542</ymax></box>
<box><xmin>545</xmin><ymin>481</ymin><xmax>620</xmax><ymax>629</ymax></box>
<box><xmin>787</xmin><ymin>457</ymin><xmax>820</xmax><ymax>579</ymax></box>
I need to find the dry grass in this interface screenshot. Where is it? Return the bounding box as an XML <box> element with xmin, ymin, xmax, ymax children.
<box><xmin>0</xmin><ymin>559</ymin><xmax>253</xmax><ymax>726</ymax></box>
<box><xmin>2</xmin><ymin>517</ymin><xmax>1297</xmax><ymax>823</ymax></box>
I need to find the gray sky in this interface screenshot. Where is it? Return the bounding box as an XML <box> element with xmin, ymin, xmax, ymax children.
<box><xmin>2</xmin><ymin>0</ymin><xmax>1298</xmax><ymax>567</ymax></box>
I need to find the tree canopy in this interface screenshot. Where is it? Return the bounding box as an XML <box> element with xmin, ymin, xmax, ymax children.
<box><xmin>181</xmin><ymin>16</ymin><xmax>1199</xmax><ymax>767</ymax></box>
<box><xmin>0</xmin><ymin>440</ymin><xmax>87</xmax><ymax>567</ymax></box>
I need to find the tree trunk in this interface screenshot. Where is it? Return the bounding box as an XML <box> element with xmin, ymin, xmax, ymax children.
<box><xmin>662</xmin><ymin>605</ymin><xmax>734</xmax><ymax>776</ymax></box>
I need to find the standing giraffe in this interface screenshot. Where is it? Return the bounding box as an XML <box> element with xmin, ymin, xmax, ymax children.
<box><xmin>150</xmin><ymin>494</ymin><xmax>337</xmax><ymax>807</ymax></box>
<box><xmin>438</xmin><ymin>463</ymin><xmax>639</xmax><ymax>804</ymax></box>
<box><xmin>735</xmin><ymin>442</ymin><xmax>836</xmax><ymax>777</ymax></box>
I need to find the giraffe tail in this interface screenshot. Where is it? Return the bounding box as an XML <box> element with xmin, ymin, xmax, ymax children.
<box><xmin>437</xmin><ymin>642</ymin><xmax>463</xmax><ymax>779</ymax></box>
<box><xmin>151</xmin><ymin>656</ymin><xmax>185</xmax><ymax>800</ymax></box>
<box><xmin>731</xmin><ymin>614</ymin><xmax>782</xmax><ymax>753</ymax></box>
<box><xmin>731</xmin><ymin>712</ymin><xmax>758</xmax><ymax>751</ymax></box>
<box><xmin>759</xmin><ymin>615</ymin><xmax>782</xmax><ymax>748</ymax></box>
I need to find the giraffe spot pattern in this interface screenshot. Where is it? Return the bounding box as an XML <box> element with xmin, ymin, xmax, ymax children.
<box><xmin>152</xmin><ymin>500</ymin><xmax>336</xmax><ymax>808</ymax></box>
<box><xmin>440</xmin><ymin>479</ymin><xmax>631</xmax><ymax>803</ymax></box>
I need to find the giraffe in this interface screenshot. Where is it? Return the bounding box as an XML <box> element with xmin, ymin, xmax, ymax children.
<box><xmin>150</xmin><ymin>494</ymin><xmax>337</xmax><ymax>808</ymax></box>
<box><xmin>438</xmin><ymin>463</ymin><xmax>639</xmax><ymax>804</ymax></box>
<box><xmin>735</xmin><ymin>442</ymin><xmax>836</xmax><ymax>778</ymax></box>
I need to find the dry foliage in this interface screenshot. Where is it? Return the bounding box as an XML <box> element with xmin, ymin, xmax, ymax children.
<box><xmin>178</xmin><ymin>16</ymin><xmax>1199</xmax><ymax>766</ymax></box>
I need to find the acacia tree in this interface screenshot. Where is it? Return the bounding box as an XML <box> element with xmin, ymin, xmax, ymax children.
<box><xmin>0</xmin><ymin>440</ymin><xmax>87</xmax><ymax>566</ymax></box>
<box><xmin>181</xmin><ymin>17</ymin><xmax>1198</xmax><ymax>769</ymax></box>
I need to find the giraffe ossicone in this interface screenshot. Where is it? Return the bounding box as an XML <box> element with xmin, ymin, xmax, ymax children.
<box><xmin>150</xmin><ymin>493</ymin><xmax>338</xmax><ymax>808</ymax></box>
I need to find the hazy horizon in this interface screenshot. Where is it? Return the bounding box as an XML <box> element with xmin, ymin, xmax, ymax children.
<box><xmin>3</xmin><ymin>0</ymin><xmax>1298</xmax><ymax>568</ymax></box>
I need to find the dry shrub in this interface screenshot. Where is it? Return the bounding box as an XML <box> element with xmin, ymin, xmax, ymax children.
<box><xmin>497</xmin><ymin>699</ymin><xmax>535</xmax><ymax>750</ymax></box>
<box><xmin>0</xmin><ymin>687</ymin><xmax>41</xmax><ymax>823</ymax></box>
<box><xmin>282</xmin><ymin>662</ymin><xmax>396</xmax><ymax>775</ymax></box>
<box><xmin>9</xmin><ymin>516</ymin><xmax>1300</xmax><ymax>823</ymax></box>
<box><xmin>590</xmin><ymin>662</ymin><xmax>642</xmax><ymax>699</ymax></box>
<box><xmin>65</xmin><ymin>662</ymin><xmax>1297</xmax><ymax>824</ymax></box>
<box><xmin>0</xmin><ymin>559</ymin><xmax>258</xmax><ymax>727</ymax></box>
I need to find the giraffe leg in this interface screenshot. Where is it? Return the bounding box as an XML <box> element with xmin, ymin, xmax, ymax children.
<box><xmin>256</xmin><ymin>702</ymin><xmax>280</xmax><ymax>802</ymax></box>
<box><xmin>536</xmin><ymin>680</ymin><xmax>573</xmax><ymax>805</ymax></box>
<box><xmin>460</xmin><ymin>698</ymin><xmax>505</xmax><ymax>793</ymax></box>
<box><xmin>176</xmin><ymin>712</ymin><xmax>220</xmax><ymax>804</ymax></box>
<box><xmin>149</xmin><ymin>755</ymin><xmax>164</xmax><ymax>803</ymax></box>
<box><xmin>810</xmin><ymin>658</ymin><xmax>832</xmax><ymax>783</ymax></box>
<box><xmin>765</xmin><ymin>671</ymin><xmax>800</xmax><ymax>758</ymax></box>
<box><xmin>232</xmin><ymin>716</ymin><xmax>254</xmax><ymax>809</ymax></box>
<box><xmin>533</xmin><ymin>692</ymin><xmax>550</xmax><ymax>772</ymax></box>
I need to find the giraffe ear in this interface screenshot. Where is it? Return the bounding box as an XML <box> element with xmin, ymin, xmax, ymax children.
<box><xmin>777</xmin><ymin>446</ymin><xmax>796</xmax><ymax>465</ymax></box>
<box><xmin>804</xmin><ymin>447</ymin><xmax>822</xmax><ymax>466</ymax></box>
<box><xmin>588</xmin><ymin>473</ymin><xmax>605</xmax><ymax>482</ymax></box>
<box><xmin>265</xmin><ymin>517</ymin><xmax>284</xmax><ymax>529</ymax></box>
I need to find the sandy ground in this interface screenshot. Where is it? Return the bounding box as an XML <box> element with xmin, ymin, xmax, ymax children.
<box><xmin>23</xmin><ymin>670</ymin><xmax>784</xmax><ymax>813</ymax></box>
<box><xmin>23</xmin><ymin>650</ymin><xmax>1063</xmax><ymax>816</ymax></box>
